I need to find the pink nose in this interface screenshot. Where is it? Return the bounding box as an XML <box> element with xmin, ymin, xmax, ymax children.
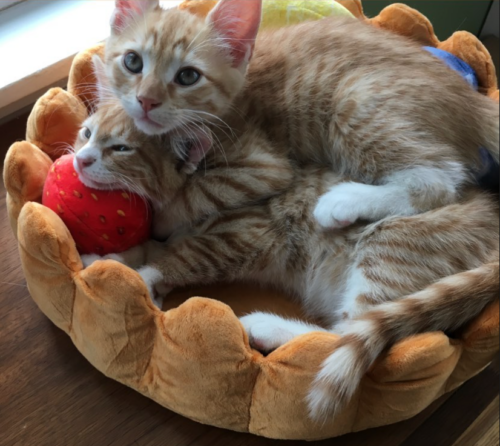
<box><xmin>137</xmin><ymin>96</ymin><xmax>162</xmax><ymax>113</ymax></box>
<box><xmin>76</xmin><ymin>154</ymin><xmax>95</xmax><ymax>169</ymax></box>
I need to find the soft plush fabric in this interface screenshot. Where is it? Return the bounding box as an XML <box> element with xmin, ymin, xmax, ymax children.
<box><xmin>3</xmin><ymin>1</ymin><xmax>499</xmax><ymax>440</ymax></box>
<box><xmin>423</xmin><ymin>46</ymin><xmax>479</xmax><ymax>89</ymax></box>
<box><xmin>181</xmin><ymin>0</ymin><xmax>354</xmax><ymax>26</ymax></box>
<box><xmin>340</xmin><ymin>0</ymin><xmax>499</xmax><ymax>100</ymax></box>
<box><xmin>42</xmin><ymin>154</ymin><xmax>151</xmax><ymax>255</ymax></box>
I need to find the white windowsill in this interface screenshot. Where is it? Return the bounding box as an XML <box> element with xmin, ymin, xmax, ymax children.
<box><xmin>0</xmin><ymin>0</ymin><xmax>182</xmax><ymax>122</ymax></box>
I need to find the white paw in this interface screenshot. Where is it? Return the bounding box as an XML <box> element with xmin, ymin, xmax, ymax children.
<box><xmin>138</xmin><ymin>266</ymin><xmax>172</xmax><ymax>309</ymax></box>
<box><xmin>313</xmin><ymin>183</ymin><xmax>369</xmax><ymax>229</ymax></box>
<box><xmin>81</xmin><ymin>254</ymin><xmax>103</xmax><ymax>268</ymax></box>
<box><xmin>240</xmin><ymin>312</ymin><xmax>324</xmax><ymax>353</ymax></box>
<box><xmin>152</xmin><ymin>296</ymin><xmax>165</xmax><ymax>310</ymax></box>
<box><xmin>81</xmin><ymin>253</ymin><xmax>125</xmax><ymax>268</ymax></box>
<box><xmin>240</xmin><ymin>313</ymin><xmax>296</xmax><ymax>353</ymax></box>
<box><xmin>105</xmin><ymin>253</ymin><xmax>125</xmax><ymax>263</ymax></box>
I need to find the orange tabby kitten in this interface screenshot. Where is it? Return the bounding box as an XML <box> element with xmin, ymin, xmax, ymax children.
<box><xmin>77</xmin><ymin>102</ymin><xmax>499</xmax><ymax>420</ymax></box>
<box><xmin>100</xmin><ymin>0</ymin><xmax>498</xmax><ymax>233</ymax></box>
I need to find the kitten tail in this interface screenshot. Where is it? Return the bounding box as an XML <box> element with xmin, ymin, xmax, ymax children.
<box><xmin>307</xmin><ymin>262</ymin><xmax>499</xmax><ymax>421</ymax></box>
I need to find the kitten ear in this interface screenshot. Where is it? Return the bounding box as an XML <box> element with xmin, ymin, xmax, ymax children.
<box><xmin>92</xmin><ymin>54</ymin><xmax>110</xmax><ymax>106</ymax></box>
<box><xmin>206</xmin><ymin>0</ymin><xmax>262</xmax><ymax>68</ymax></box>
<box><xmin>111</xmin><ymin>0</ymin><xmax>159</xmax><ymax>34</ymax></box>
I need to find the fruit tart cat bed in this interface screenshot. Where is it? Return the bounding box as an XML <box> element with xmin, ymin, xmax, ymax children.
<box><xmin>3</xmin><ymin>0</ymin><xmax>499</xmax><ymax>441</ymax></box>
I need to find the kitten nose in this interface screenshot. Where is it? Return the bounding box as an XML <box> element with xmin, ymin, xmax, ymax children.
<box><xmin>76</xmin><ymin>154</ymin><xmax>96</xmax><ymax>169</ymax></box>
<box><xmin>137</xmin><ymin>96</ymin><xmax>162</xmax><ymax>113</ymax></box>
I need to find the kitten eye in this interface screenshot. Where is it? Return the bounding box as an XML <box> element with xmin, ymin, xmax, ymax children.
<box><xmin>81</xmin><ymin>127</ymin><xmax>91</xmax><ymax>139</ymax></box>
<box><xmin>123</xmin><ymin>51</ymin><xmax>143</xmax><ymax>74</ymax></box>
<box><xmin>176</xmin><ymin>68</ymin><xmax>201</xmax><ymax>86</ymax></box>
<box><xmin>111</xmin><ymin>145</ymin><xmax>132</xmax><ymax>153</ymax></box>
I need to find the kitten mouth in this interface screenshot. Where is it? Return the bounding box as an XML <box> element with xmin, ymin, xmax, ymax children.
<box><xmin>77</xmin><ymin>171</ymin><xmax>117</xmax><ymax>191</ymax></box>
<box><xmin>135</xmin><ymin>115</ymin><xmax>182</xmax><ymax>135</ymax></box>
<box><xmin>135</xmin><ymin>116</ymin><xmax>167</xmax><ymax>136</ymax></box>
<box><xmin>138</xmin><ymin>116</ymin><xmax>163</xmax><ymax>129</ymax></box>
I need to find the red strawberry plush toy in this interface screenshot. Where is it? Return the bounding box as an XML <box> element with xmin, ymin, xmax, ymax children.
<box><xmin>42</xmin><ymin>154</ymin><xmax>152</xmax><ymax>255</ymax></box>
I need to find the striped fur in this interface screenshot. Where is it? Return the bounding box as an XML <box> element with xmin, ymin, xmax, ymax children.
<box><xmin>80</xmin><ymin>0</ymin><xmax>500</xmax><ymax>420</ymax></box>
<box><xmin>103</xmin><ymin>0</ymin><xmax>499</xmax><ymax>226</ymax></box>
<box><xmin>73</xmin><ymin>102</ymin><xmax>293</xmax><ymax>238</ymax></box>
<box><xmin>144</xmin><ymin>180</ymin><xmax>498</xmax><ymax>420</ymax></box>
<box><xmin>79</xmin><ymin>122</ymin><xmax>499</xmax><ymax>420</ymax></box>
<box><xmin>309</xmin><ymin>262</ymin><xmax>499</xmax><ymax>419</ymax></box>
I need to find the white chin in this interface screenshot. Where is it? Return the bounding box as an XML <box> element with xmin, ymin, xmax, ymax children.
<box><xmin>134</xmin><ymin>118</ymin><xmax>179</xmax><ymax>136</ymax></box>
<box><xmin>135</xmin><ymin>120</ymin><xmax>165</xmax><ymax>135</ymax></box>
<box><xmin>78</xmin><ymin>174</ymin><xmax>115</xmax><ymax>190</ymax></box>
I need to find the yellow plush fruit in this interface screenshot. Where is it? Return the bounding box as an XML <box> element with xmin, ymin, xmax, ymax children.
<box><xmin>261</xmin><ymin>0</ymin><xmax>354</xmax><ymax>29</ymax></box>
<box><xmin>179</xmin><ymin>0</ymin><xmax>354</xmax><ymax>28</ymax></box>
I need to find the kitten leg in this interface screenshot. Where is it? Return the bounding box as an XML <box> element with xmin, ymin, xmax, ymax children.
<box><xmin>139</xmin><ymin>265</ymin><xmax>173</xmax><ymax>309</ymax></box>
<box><xmin>333</xmin><ymin>266</ymin><xmax>379</xmax><ymax>322</ymax></box>
<box><xmin>80</xmin><ymin>249</ymin><xmax>169</xmax><ymax>308</ymax></box>
<box><xmin>240</xmin><ymin>312</ymin><xmax>326</xmax><ymax>353</ymax></box>
<box><xmin>138</xmin><ymin>206</ymin><xmax>275</xmax><ymax>302</ymax></box>
<box><xmin>79</xmin><ymin>242</ymin><xmax>173</xmax><ymax>308</ymax></box>
<box><xmin>314</xmin><ymin>163</ymin><xmax>467</xmax><ymax>229</ymax></box>
<box><xmin>81</xmin><ymin>243</ymin><xmax>149</xmax><ymax>269</ymax></box>
<box><xmin>314</xmin><ymin>181</ymin><xmax>414</xmax><ymax>229</ymax></box>
<box><xmin>305</xmin><ymin>265</ymin><xmax>388</xmax><ymax>420</ymax></box>
<box><xmin>81</xmin><ymin>253</ymin><xmax>104</xmax><ymax>268</ymax></box>
<box><xmin>81</xmin><ymin>252</ymin><xmax>126</xmax><ymax>268</ymax></box>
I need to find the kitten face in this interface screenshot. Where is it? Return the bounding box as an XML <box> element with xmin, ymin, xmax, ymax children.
<box><xmin>104</xmin><ymin>0</ymin><xmax>262</xmax><ymax>135</ymax></box>
<box><xmin>73</xmin><ymin>103</ymin><xmax>187</xmax><ymax>206</ymax></box>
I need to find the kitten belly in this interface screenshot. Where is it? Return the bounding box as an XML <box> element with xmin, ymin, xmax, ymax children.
<box><xmin>301</xmin><ymin>250</ymin><xmax>351</xmax><ymax>324</ymax></box>
<box><xmin>246</xmin><ymin>240</ymin><xmax>351</xmax><ymax>325</ymax></box>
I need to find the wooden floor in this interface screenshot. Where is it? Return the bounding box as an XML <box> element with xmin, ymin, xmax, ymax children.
<box><xmin>1</xmin><ymin>113</ymin><xmax>498</xmax><ymax>446</ymax></box>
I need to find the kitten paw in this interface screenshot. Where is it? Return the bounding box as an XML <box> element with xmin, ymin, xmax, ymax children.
<box><xmin>81</xmin><ymin>254</ymin><xmax>102</xmax><ymax>268</ymax></box>
<box><xmin>81</xmin><ymin>253</ymin><xmax>125</xmax><ymax>268</ymax></box>
<box><xmin>240</xmin><ymin>313</ymin><xmax>300</xmax><ymax>353</ymax></box>
<box><xmin>314</xmin><ymin>183</ymin><xmax>367</xmax><ymax>229</ymax></box>
<box><xmin>138</xmin><ymin>266</ymin><xmax>173</xmax><ymax>309</ymax></box>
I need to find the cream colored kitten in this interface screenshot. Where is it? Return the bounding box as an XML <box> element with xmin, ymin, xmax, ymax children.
<box><xmin>74</xmin><ymin>97</ymin><xmax>293</xmax><ymax>240</ymax></box>
<box><xmin>77</xmin><ymin>102</ymin><xmax>499</xmax><ymax>421</ymax></box>
<box><xmin>100</xmin><ymin>0</ymin><xmax>498</xmax><ymax>232</ymax></box>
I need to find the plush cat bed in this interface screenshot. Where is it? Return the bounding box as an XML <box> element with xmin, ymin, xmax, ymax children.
<box><xmin>3</xmin><ymin>1</ymin><xmax>499</xmax><ymax>441</ymax></box>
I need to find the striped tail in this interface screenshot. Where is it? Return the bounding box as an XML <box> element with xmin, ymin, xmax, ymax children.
<box><xmin>306</xmin><ymin>262</ymin><xmax>499</xmax><ymax>420</ymax></box>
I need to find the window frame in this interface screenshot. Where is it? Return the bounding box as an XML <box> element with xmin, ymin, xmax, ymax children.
<box><xmin>0</xmin><ymin>0</ymin><xmax>26</xmax><ymax>13</ymax></box>
<box><xmin>0</xmin><ymin>0</ymin><xmax>182</xmax><ymax>122</ymax></box>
